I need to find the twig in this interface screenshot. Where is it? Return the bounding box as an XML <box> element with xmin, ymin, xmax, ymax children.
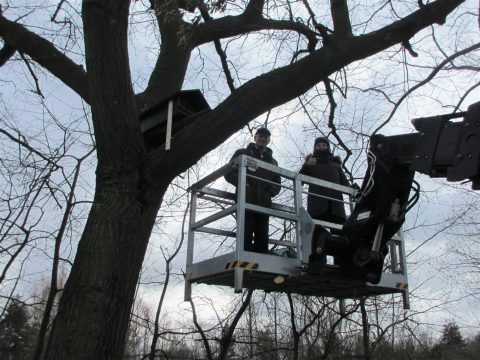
<box><xmin>19</xmin><ymin>52</ymin><xmax>44</xmax><ymax>98</ymax></box>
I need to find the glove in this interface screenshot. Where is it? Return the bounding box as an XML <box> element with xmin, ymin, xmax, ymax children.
<box><xmin>304</xmin><ymin>154</ymin><xmax>316</xmax><ymax>166</ymax></box>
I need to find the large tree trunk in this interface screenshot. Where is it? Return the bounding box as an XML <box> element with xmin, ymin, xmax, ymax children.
<box><xmin>43</xmin><ymin>1</ymin><xmax>170</xmax><ymax>358</ymax></box>
<box><xmin>44</xmin><ymin>177</ymin><xmax>165</xmax><ymax>359</ymax></box>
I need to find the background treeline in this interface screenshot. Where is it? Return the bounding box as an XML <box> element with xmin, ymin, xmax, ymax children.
<box><xmin>1</xmin><ymin>293</ymin><xmax>479</xmax><ymax>360</ymax></box>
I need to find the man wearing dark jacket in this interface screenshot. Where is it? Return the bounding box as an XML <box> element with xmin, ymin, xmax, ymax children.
<box><xmin>225</xmin><ymin>127</ymin><xmax>281</xmax><ymax>253</ymax></box>
<box><xmin>299</xmin><ymin>137</ymin><xmax>350</xmax><ymax>261</ymax></box>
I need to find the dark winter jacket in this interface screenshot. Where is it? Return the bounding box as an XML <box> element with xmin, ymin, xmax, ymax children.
<box><xmin>225</xmin><ymin>143</ymin><xmax>281</xmax><ymax>207</ymax></box>
<box><xmin>299</xmin><ymin>153</ymin><xmax>349</xmax><ymax>220</ymax></box>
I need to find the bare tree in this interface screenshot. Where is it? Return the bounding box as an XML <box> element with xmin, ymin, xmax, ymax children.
<box><xmin>33</xmin><ymin>149</ymin><xmax>95</xmax><ymax>360</ymax></box>
<box><xmin>0</xmin><ymin>0</ymin><xmax>477</xmax><ymax>358</ymax></box>
<box><xmin>0</xmin><ymin>96</ymin><xmax>96</xmax><ymax>357</ymax></box>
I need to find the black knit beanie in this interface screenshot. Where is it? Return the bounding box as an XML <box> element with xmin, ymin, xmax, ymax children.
<box><xmin>314</xmin><ymin>137</ymin><xmax>330</xmax><ymax>152</ymax></box>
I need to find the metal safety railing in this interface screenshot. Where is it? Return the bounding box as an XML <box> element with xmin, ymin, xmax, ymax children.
<box><xmin>184</xmin><ymin>155</ymin><xmax>410</xmax><ymax>308</ymax></box>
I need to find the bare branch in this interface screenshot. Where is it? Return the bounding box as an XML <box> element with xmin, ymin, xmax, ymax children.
<box><xmin>0</xmin><ymin>128</ymin><xmax>59</xmax><ymax>167</ymax></box>
<box><xmin>301</xmin><ymin>0</ymin><xmax>331</xmax><ymax>39</ymax></box>
<box><xmin>189</xmin><ymin>298</ymin><xmax>213</xmax><ymax>359</ymax></box>
<box><xmin>324</xmin><ymin>78</ymin><xmax>353</xmax><ymax>164</ymax></box>
<box><xmin>33</xmin><ymin>149</ymin><xmax>95</xmax><ymax>360</ymax></box>
<box><xmin>50</xmin><ymin>0</ymin><xmax>67</xmax><ymax>22</ymax></box>
<box><xmin>157</xmin><ymin>0</ymin><xmax>467</xmax><ymax>177</ymax></box>
<box><xmin>19</xmin><ymin>52</ymin><xmax>44</xmax><ymax>98</ymax></box>
<box><xmin>454</xmin><ymin>81</ymin><xmax>480</xmax><ymax>112</ymax></box>
<box><xmin>372</xmin><ymin>41</ymin><xmax>480</xmax><ymax>135</ymax></box>
<box><xmin>192</xmin><ymin>12</ymin><xmax>318</xmax><ymax>52</ymax></box>
<box><xmin>0</xmin><ymin>14</ymin><xmax>89</xmax><ymax>102</ymax></box>
<box><xmin>148</xmin><ymin>203</ymin><xmax>190</xmax><ymax>360</ymax></box>
<box><xmin>217</xmin><ymin>290</ymin><xmax>254</xmax><ymax>359</ymax></box>
<box><xmin>402</xmin><ymin>39</ymin><xmax>419</xmax><ymax>57</ymax></box>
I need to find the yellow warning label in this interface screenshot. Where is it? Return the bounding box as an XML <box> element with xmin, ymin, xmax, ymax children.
<box><xmin>225</xmin><ymin>261</ymin><xmax>259</xmax><ymax>270</ymax></box>
<box><xmin>396</xmin><ymin>283</ymin><xmax>407</xmax><ymax>289</ymax></box>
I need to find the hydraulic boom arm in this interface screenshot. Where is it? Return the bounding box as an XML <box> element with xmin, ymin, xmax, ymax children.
<box><xmin>324</xmin><ymin>102</ymin><xmax>480</xmax><ymax>283</ymax></box>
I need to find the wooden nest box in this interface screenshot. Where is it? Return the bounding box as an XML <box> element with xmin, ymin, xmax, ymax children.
<box><xmin>140</xmin><ymin>90</ymin><xmax>210</xmax><ymax>149</ymax></box>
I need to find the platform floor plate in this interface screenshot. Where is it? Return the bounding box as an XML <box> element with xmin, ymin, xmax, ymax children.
<box><xmin>187</xmin><ymin>265</ymin><xmax>406</xmax><ymax>299</ymax></box>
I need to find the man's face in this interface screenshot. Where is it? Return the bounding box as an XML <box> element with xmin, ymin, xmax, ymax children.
<box><xmin>254</xmin><ymin>132</ymin><xmax>271</xmax><ymax>148</ymax></box>
<box><xmin>315</xmin><ymin>142</ymin><xmax>328</xmax><ymax>152</ymax></box>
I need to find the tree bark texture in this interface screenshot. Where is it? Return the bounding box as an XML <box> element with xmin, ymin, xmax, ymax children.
<box><xmin>44</xmin><ymin>178</ymin><xmax>165</xmax><ymax>359</ymax></box>
<box><xmin>43</xmin><ymin>1</ymin><xmax>170</xmax><ymax>359</ymax></box>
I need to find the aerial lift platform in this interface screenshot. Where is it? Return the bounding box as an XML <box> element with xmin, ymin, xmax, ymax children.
<box><xmin>138</xmin><ymin>90</ymin><xmax>478</xmax><ymax>311</ymax></box>
<box><xmin>184</xmin><ymin>155</ymin><xmax>409</xmax><ymax>308</ymax></box>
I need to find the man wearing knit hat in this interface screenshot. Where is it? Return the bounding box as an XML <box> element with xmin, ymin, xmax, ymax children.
<box><xmin>299</xmin><ymin>137</ymin><xmax>350</xmax><ymax>262</ymax></box>
<box><xmin>225</xmin><ymin>127</ymin><xmax>281</xmax><ymax>253</ymax></box>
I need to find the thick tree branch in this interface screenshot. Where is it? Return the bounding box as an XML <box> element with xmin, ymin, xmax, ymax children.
<box><xmin>192</xmin><ymin>13</ymin><xmax>318</xmax><ymax>51</ymax></box>
<box><xmin>149</xmin><ymin>0</ymin><xmax>465</xmax><ymax>176</ymax></box>
<box><xmin>140</xmin><ymin>0</ymin><xmax>317</xmax><ymax>108</ymax></box>
<box><xmin>176</xmin><ymin>0</ymin><xmax>200</xmax><ymax>12</ymax></box>
<box><xmin>81</xmin><ymin>0</ymin><xmax>143</xmax><ymax>167</ymax></box>
<box><xmin>0</xmin><ymin>42</ymin><xmax>15</xmax><ymax>67</ymax></box>
<box><xmin>151</xmin><ymin>0</ymin><xmax>203</xmax><ymax>13</ymax></box>
<box><xmin>245</xmin><ymin>0</ymin><xmax>265</xmax><ymax>17</ymax></box>
<box><xmin>402</xmin><ymin>39</ymin><xmax>419</xmax><ymax>57</ymax></box>
<box><xmin>301</xmin><ymin>0</ymin><xmax>331</xmax><ymax>39</ymax></box>
<box><xmin>138</xmin><ymin>0</ymin><xmax>193</xmax><ymax>109</ymax></box>
<box><xmin>153</xmin><ymin>0</ymin><xmax>186</xmax><ymax>28</ymax></box>
<box><xmin>0</xmin><ymin>14</ymin><xmax>89</xmax><ymax>102</ymax></box>
<box><xmin>330</xmin><ymin>0</ymin><xmax>352</xmax><ymax>36</ymax></box>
